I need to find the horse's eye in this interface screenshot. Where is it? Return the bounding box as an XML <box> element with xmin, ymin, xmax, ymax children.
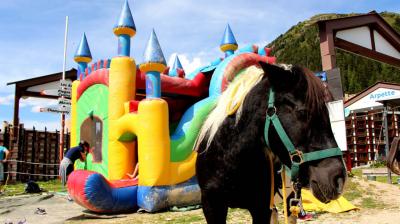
<box><xmin>297</xmin><ymin>109</ymin><xmax>308</xmax><ymax>118</ymax></box>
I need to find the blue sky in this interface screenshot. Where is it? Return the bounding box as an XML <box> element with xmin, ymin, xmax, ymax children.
<box><xmin>0</xmin><ymin>0</ymin><xmax>399</xmax><ymax>131</ymax></box>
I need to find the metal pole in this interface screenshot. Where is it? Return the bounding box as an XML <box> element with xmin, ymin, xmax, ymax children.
<box><xmin>62</xmin><ymin>16</ymin><xmax>68</xmax><ymax>80</ymax></box>
<box><xmin>383</xmin><ymin>103</ymin><xmax>392</xmax><ymax>184</ymax></box>
<box><xmin>59</xmin><ymin>16</ymin><xmax>69</xmax><ymax>162</ymax></box>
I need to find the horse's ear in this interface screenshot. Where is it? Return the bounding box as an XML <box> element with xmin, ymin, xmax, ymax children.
<box><xmin>259</xmin><ymin>61</ymin><xmax>297</xmax><ymax>91</ymax></box>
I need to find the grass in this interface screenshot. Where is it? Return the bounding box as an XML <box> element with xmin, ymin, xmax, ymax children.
<box><xmin>361</xmin><ymin>197</ymin><xmax>384</xmax><ymax>209</ymax></box>
<box><xmin>351</xmin><ymin>167</ymin><xmax>400</xmax><ymax>185</ymax></box>
<box><xmin>376</xmin><ymin>175</ymin><xmax>399</xmax><ymax>184</ymax></box>
<box><xmin>346</xmin><ymin>167</ymin><xmax>396</xmax><ymax>209</ymax></box>
<box><xmin>343</xmin><ymin>176</ymin><xmax>363</xmax><ymax>202</ymax></box>
<box><xmin>0</xmin><ymin>179</ymin><xmax>65</xmax><ymax>197</ymax></box>
<box><xmin>350</xmin><ymin>169</ymin><xmax>362</xmax><ymax>177</ymax></box>
<box><xmin>155</xmin><ymin>210</ymin><xmax>205</xmax><ymax>224</ymax></box>
<box><xmin>227</xmin><ymin>208</ymin><xmax>252</xmax><ymax>223</ymax></box>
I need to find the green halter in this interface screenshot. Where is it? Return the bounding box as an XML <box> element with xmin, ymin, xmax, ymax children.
<box><xmin>264</xmin><ymin>88</ymin><xmax>342</xmax><ymax>181</ymax></box>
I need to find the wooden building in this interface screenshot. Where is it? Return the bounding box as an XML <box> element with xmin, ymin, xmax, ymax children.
<box><xmin>344</xmin><ymin>82</ymin><xmax>400</xmax><ymax>167</ymax></box>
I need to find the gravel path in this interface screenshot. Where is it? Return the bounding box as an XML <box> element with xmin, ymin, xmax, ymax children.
<box><xmin>1</xmin><ymin>176</ymin><xmax>399</xmax><ymax>224</ymax></box>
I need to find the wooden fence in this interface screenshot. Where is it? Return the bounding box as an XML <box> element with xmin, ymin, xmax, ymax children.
<box><xmin>1</xmin><ymin>124</ymin><xmax>70</xmax><ymax>182</ymax></box>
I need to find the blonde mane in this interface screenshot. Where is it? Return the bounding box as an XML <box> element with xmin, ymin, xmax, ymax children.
<box><xmin>194</xmin><ymin>65</ymin><xmax>265</xmax><ymax>151</ymax></box>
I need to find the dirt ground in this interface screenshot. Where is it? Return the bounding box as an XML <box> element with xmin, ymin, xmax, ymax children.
<box><xmin>1</xmin><ymin>176</ymin><xmax>400</xmax><ymax>224</ymax></box>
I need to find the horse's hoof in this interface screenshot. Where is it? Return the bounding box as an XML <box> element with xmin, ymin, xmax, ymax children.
<box><xmin>270</xmin><ymin>208</ymin><xmax>279</xmax><ymax>224</ymax></box>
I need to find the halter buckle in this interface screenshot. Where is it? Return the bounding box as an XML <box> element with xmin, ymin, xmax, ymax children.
<box><xmin>290</xmin><ymin>150</ymin><xmax>304</xmax><ymax>164</ymax></box>
<box><xmin>266</xmin><ymin>106</ymin><xmax>277</xmax><ymax>116</ymax></box>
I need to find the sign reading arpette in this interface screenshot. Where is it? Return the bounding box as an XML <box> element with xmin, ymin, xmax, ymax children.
<box><xmin>369</xmin><ymin>90</ymin><xmax>395</xmax><ymax>100</ymax></box>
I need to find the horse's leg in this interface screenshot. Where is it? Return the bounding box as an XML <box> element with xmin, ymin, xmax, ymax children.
<box><xmin>270</xmin><ymin>207</ymin><xmax>279</xmax><ymax>224</ymax></box>
<box><xmin>248</xmin><ymin>206</ymin><xmax>271</xmax><ymax>224</ymax></box>
<box><xmin>201</xmin><ymin>191</ymin><xmax>228</xmax><ymax>224</ymax></box>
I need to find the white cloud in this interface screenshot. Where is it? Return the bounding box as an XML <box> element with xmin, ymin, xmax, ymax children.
<box><xmin>31</xmin><ymin>105</ymin><xmax>43</xmax><ymax>113</ymax></box>
<box><xmin>167</xmin><ymin>53</ymin><xmax>204</xmax><ymax>74</ymax></box>
<box><xmin>0</xmin><ymin>94</ymin><xmax>14</xmax><ymax>105</ymax></box>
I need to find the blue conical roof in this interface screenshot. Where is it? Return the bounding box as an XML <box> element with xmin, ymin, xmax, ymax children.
<box><xmin>220</xmin><ymin>24</ymin><xmax>237</xmax><ymax>46</ymax></box>
<box><xmin>171</xmin><ymin>55</ymin><xmax>183</xmax><ymax>70</ymax></box>
<box><xmin>75</xmin><ymin>33</ymin><xmax>92</xmax><ymax>58</ymax></box>
<box><xmin>114</xmin><ymin>0</ymin><xmax>136</xmax><ymax>31</ymax></box>
<box><xmin>143</xmin><ymin>29</ymin><xmax>166</xmax><ymax>65</ymax></box>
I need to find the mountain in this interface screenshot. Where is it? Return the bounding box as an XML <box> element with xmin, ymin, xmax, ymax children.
<box><xmin>267</xmin><ymin>12</ymin><xmax>400</xmax><ymax>94</ymax></box>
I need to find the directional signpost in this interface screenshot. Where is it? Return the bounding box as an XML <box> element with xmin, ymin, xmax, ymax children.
<box><xmin>58</xmin><ymin>80</ymin><xmax>72</xmax><ymax>114</ymax></box>
<box><xmin>39</xmin><ymin>107</ymin><xmax>70</xmax><ymax>115</ymax></box>
<box><xmin>60</xmin><ymin>79</ymin><xmax>72</xmax><ymax>88</ymax></box>
<box><xmin>58</xmin><ymin>98</ymin><xmax>71</xmax><ymax>109</ymax></box>
<box><xmin>59</xmin><ymin>80</ymin><xmax>72</xmax><ymax>99</ymax></box>
<box><xmin>58</xmin><ymin>89</ymin><xmax>71</xmax><ymax>98</ymax></box>
<box><xmin>40</xmin><ymin>80</ymin><xmax>72</xmax><ymax>115</ymax></box>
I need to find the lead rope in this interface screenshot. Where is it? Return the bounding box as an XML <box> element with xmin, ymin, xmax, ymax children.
<box><xmin>267</xmin><ymin>152</ymin><xmax>275</xmax><ymax>209</ymax></box>
<box><xmin>281</xmin><ymin>168</ymin><xmax>302</xmax><ymax>224</ymax></box>
<box><xmin>281</xmin><ymin>168</ymin><xmax>289</xmax><ymax>224</ymax></box>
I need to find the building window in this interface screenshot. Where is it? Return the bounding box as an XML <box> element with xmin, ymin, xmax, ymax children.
<box><xmin>80</xmin><ymin>116</ymin><xmax>103</xmax><ymax>162</ymax></box>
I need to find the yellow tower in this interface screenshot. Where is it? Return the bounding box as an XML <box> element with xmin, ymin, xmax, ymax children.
<box><xmin>108</xmin><ymin>0</ymin><xmax>137</xmax><ymax>180</ymax></box>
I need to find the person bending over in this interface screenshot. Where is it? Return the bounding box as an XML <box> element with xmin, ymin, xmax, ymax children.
<box><xmin>59</xmin><ymin>141</ymin><xmax>90</xmax><ymax>186</ymax></box>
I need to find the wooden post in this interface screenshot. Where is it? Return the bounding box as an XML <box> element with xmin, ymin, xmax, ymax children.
<box><xmin>55</xmin><ymin>129</ymin><xmax>59</xmax><ymax>164</ymax></box>
<box><xmin>31</xmin><ymin>126</ymin><xmax>36</xmax><ymax>181</ymax></box>
<box><xmin>383</xmin><ymin>103</ymin><xmax>392</xmax><ymax>184</ymax></box>
<box><xmin>43</xmin><ymin>127</ymin><xmax>48</xmax><ymax>181</ymax></box>
<box><xmin>21</xmin><ymin>125</ymin><xmax>27</xmax><ymax>182</ymax></box>
<box><xmin>8</xmin><ymin>85</ymin><xmax>22</xmax><ymax>182</ymax></box>
<box><xmin>346</xmin><ymin>151</ymin><xmax>352</xmax><ymax>172</ymax></box>
<box><xmin>318</xmin><ymin>22</ymin><xmax>337</xmax><ymax>71</ymax></box>
<box><xmin>53</xmin><ymin>131</ymin><xmax>57</xmax><ymax>177</ymax></box>
<box><xmin>60</xmin><ymin>114</ymin><xmax>65</xmax><ymax>163</ymax></box>
<box><xmin>12</xmin><ymin>88</ymin><xmax>21</xmax><ymax>130</ymax></box>
<box><xmin>16</xmin><ymin>124</ymin><xmax>24</xmax><ymax>181</ymax></box>
<box><xmin>66</xmin><ymin>129</ymin><xmax>70</xmax><ymax>151</ymax></box>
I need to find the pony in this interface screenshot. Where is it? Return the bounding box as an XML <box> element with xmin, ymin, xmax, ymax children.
<box><xmin>195</xmin><ymin>61</ymin><xmax>347</xmax><ymax>223</ymax></box>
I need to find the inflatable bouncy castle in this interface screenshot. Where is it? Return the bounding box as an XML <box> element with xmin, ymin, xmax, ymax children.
<box><xmin>67</xmin><ymin>0</ymin><xmax>276</xmax><ymax>213</ymax></box>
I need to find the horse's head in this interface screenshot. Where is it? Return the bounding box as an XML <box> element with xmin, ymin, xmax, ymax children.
<box><xmin>260</xmin><ymin>62</ymin><xmax>346</xmax><ymax>203</ymax></box>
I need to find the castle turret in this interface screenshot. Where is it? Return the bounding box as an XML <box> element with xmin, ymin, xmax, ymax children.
<box><xmin>139</xmin><ymin>29</ymin><xmax>166</xmax><ymax>98</ymax></box>
<box><xmin>113</xmin><ymin>0</ymin><xmax>136</xmax><ymax>56</ymax></box>
<box><xmin>169</xmin><ymin>55</ymin><xmax>183</xmax><ymax>77</ymax></box>
<box><xmin>108</xmin><ymin>0</ymin><xmax>137</xmax><ymax>180</ymax></box>
<box><xmin>220</xmin><ymin>24</ymin><xmax>238</xmax><ymax>57</ymax></box>
<box><xmin>74</xmin><ymin>33</ymin><xmax>92</xmax><ymax>79</ymax></box>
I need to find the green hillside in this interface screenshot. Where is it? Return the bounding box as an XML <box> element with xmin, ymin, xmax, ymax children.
<box><xmin>267</xmin><ymin>12</ymin><xmax>400</xmax><ymax>94</ymax></box>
